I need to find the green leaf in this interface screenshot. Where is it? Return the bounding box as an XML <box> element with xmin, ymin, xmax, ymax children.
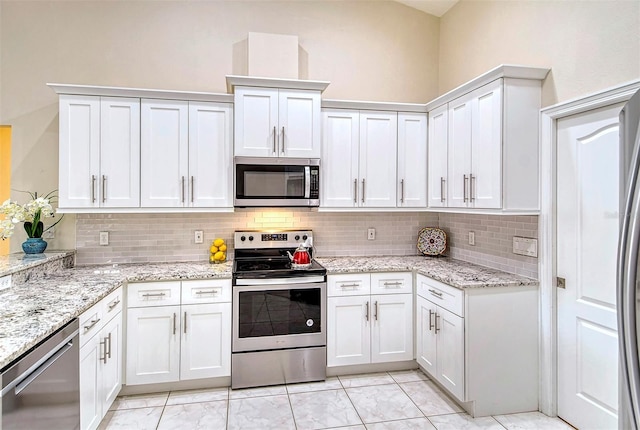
<box><xmin>23</xmin><ymin>221</ymin><xmax>44</xmax><ymax>238</ymax></box>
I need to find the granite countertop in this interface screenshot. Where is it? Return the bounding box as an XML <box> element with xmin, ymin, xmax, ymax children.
<box><xmin>0</xmin><ymin>250</ymin><xmax>75</xmax><ymax>278</ymax></box>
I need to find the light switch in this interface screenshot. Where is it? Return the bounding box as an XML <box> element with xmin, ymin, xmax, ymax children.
<box><xmin>99</xmin><ymin>231</ymin><xmax>109</xmax><ymax>246</ymax></box>
<box><xmin>513</xmin><ymin>236</ymin><xmax>537</xmax><ymax>257</ymax></box>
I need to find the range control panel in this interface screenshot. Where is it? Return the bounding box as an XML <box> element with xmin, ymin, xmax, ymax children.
<box><xmin>234</xmin><ymin>230</ymin><xmax>313</xmax><ymax>249</ymax></box>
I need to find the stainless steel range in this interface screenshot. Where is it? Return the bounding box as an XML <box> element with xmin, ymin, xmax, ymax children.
<box><xmin>231</xmin><ymin>230</ymin><xmax>327</xmax><ymax>389</ymax></box>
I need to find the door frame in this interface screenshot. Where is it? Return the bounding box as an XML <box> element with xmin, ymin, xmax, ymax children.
<box><xmin>539</xmin><ymin>79</ymin><xmax>640</xmax><ymax>416</ymax></box>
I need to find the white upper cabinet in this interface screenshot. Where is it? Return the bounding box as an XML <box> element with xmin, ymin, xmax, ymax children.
<box><xmin>359</xmin><ymin>112</ymin><xmax>398</xmax><ymax>207</ymax></box>
<box><xmin>59</xmin><ymin>95</ymin><xmax>139</xmax><ymax>209</ymax></box>
<box><xmin>141</xmin><ymin>99</ymin><xmax>232</xmax><ymax>208</ymax></box>
<box><xmin>397</xmin><ymin>112</ymin><xmax>427</xmax><ymax>208</ymax></box>
<box><xmin>234</xmin><ymin>87</ymin><xmax>321</xmax><ymax>158</ymax></box>
<box><xmin>426</xmin><ymin>65</ymin><xmax>548</xmax><ymax>212</ymax></box>
<box><xmin>427</xmin><ymin>104</ymin><xmax>448</xmax><ymax>207</ymax></box>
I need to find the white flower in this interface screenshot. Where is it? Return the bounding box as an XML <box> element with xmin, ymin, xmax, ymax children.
<box><xmin>0</xmin><ymin>191</ymin><xmax>59</xmax><ymax>239</ymax></box>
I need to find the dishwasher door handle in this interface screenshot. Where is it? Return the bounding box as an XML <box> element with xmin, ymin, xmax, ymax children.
<box><xmin>13</xmin><ymin>339</ymin><xmax>75</xmax><ymax>396</ymax></box>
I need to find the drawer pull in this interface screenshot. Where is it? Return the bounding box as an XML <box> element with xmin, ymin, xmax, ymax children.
<box><xmin>429</xmin><ymin>309</ymin><xmax>435</xmax><ymax>331</ymax></box>
<box><xmin>374</xmin><ymin>301</ymin><xmax>378</xmax><ymax>321</ymax></box>
<box><xmin>428</xmin><ymin>288</ymin><xmax>443</xmax><ymax>299</ymax></box>
<box><xmin>365</xmin><ymin>301</ymin><xmax>369</xmax><ymax>321</ymax></box>
<box><xmin>195</xmin><ymin>289</ymin><xmax>218</xmax><ymax>295</ymax></box>
<box><xmin>435</xmin><ymin>314</ymin><xmax>441</xmax><ymax>334</ymax></box>
<box><xmin>84</xmin><ymin>318</ymin><xmax>101</xmax><ymax>332</ymax></box>
<box><xmin>383</xmin><ymin>281</ymin><xmax>402</xmax><ymax>287</ymax></box>
<box><xmin>107</xmin><ymin>299</ymin><xmax>120</xmax><ymax>311</ymax></box>
<box><xmin>142</xmin><ymin>292</ymin><xmax>167</xmax><ymax>298</ymax></box>
<box><xmin>339</xmin><ymin>283</ymin><xmax>360</xmax><ymax>289</ymax></box>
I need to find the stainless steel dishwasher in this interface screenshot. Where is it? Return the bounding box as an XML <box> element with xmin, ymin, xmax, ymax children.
<box><xmin>1</xmin><ymin>319</ymin><xmax>80</xmax><ymax>430</ymax></box>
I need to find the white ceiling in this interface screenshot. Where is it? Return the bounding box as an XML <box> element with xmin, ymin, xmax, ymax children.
<box><xmin>394</xmin><ymin>0</ymin><xmax>459</xmax><ymax>17</ymax></box>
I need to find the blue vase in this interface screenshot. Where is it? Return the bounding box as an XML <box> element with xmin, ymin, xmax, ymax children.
<box><xmin>22</xmin><ymin>238</ymin><xmax>48</xmax><ymax>254</ymax></box>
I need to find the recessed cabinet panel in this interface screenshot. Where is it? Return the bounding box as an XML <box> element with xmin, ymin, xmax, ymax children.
<box><xmin>448</xmin><ymin>97</ymin><xmax>473</xmax><ymax>208</ymax></box>
<box><xmin>359</xmin><ymin>112</ymin><xmax>397</xmax><ymax>207</ymax></box>
<box><xmin>397</xmin><ymin>113</ymin><xmax>427</xmax><ymax>207</ymax></box>
<box><xmin>327</xmin><ymin>295</ymin><xmax>371</xmax><ymax>366</ymax></box>
<box><xmin>435</xmin><ymin>306</ymin><xmax>465</xmax><ymax>401</ymax></box>
<box><xmin>279</xmin><ymin>90</ymin><xmax>321</xmax><ymax>158</ymax></box>
<box><xmin>416</xmin><ymin>296</ymin><xmax>437</xmax><ymax>373</ymax></box>
<box><xmin>234</xmin><ymin>88</ymin><xmax>278</xmax><ymax>157</ymax></box>
<box><xmin>428</xmin><ymin>104</ymin><xmax>448</xmax><ymax>208</ymax></box>
<box><xmin>371</xmin><ymin>294</ymin><xmax>413</xmax><ymax>363</ymax></box>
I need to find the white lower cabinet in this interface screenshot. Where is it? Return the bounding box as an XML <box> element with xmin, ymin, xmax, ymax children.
<box><xmin>80</xmin><ymin>287</ymin><xmax>124</xmax><ymax>430</ymax></box>
<box><xmin>415</xmin><ymin>274</ymin><xmax>538</xmax><ymax>417</ymax></box>
<box><xmin>126</xmin><ymin>279</ymin><xmax>231</xmax><ymax>386</ymax></box>
<box><xmin>327</xmin><ymin>272</ymin><xmax>413</xmax><ymax>367</ymax></box>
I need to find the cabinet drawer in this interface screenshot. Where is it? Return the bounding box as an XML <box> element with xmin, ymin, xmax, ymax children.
<box><xmin>79</xmin><ymin>300</ymin><xmax>103</xmax><ymax>346</ymax></box>
<box><xmin>327</xmin><ymin>273</ymin><xmax>371</xmax><ymax>297</ymax></box>
<box><xmin>371</xmin><ymin>272</ymin><xmax>412</xmax><ymax>295</ymax></box>
<box><xmin>128</xmin><ymin>281</ymin><xmax>181</xmax><ymax>307</ymax></box>
<box><xmin>103</xmin><ymin>286</ymin><xmax>123</xmax><ymax>321</ymax></box>
<box><xmin>181</xmin><ymin>279</ymin><xmax>231</xmax><ymax>305</ymax></box>
<box><xmin>416</xmin><ymin>274</ymin><xmax>464</xmax><ymax>317</ymax></box>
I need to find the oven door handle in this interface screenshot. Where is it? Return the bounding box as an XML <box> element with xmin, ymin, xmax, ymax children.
<box><xmin>234</xmin><ymin>276</ymin><xmax>326</xmax><ymax>286</ymax></box>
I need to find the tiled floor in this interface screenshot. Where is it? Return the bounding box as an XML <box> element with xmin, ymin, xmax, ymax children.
<box><xmin>99</xmin><ymin>370</ymin><xmax>574</xmax><ymax>430</ymax></box>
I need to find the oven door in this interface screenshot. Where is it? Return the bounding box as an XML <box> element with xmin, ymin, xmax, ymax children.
<box><xmin>234</xmin><ymin>157</ymin><xmax>320</xmax><ymax>207</ymax></box>
<box><xmin>232</xmin><ymin>281</ymin><xmax>326</xmax><ymax>352</ymax></box>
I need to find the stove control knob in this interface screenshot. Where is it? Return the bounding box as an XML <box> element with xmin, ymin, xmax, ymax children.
<box><xmin>249</xmin><ymin>235</ymin><xmax>254</xmax><ymax>241</ymax></box>
<box><xmin>240</xmin><ymin>236</ymin><xmax>246</xmax><ymax>242</ymax></box>
<box><xmin>295</xmin><ymin>235</ymin><xmax>300</xmax><ymax>241</ymax></box>
<box><xmin>302</xmin><ymin>235</ymin><xmax>308</xmax><ymax>241</ymax></box>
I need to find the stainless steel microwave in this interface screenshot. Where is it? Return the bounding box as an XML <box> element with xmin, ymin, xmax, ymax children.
<box><xmin>234</xmin><ymin>157</ymin><xmax>320</xmax><ymax>207</ymax></box>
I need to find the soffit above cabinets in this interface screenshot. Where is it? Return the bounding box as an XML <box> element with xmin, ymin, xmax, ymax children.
<box><xmin>394</xmin><ymin>0</ymin><xmax>459</xmax><ymax>17</ymax></box>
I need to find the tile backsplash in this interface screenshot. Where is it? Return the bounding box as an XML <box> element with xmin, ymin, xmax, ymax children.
<box><xmin>75</xmin><ymin>210</ymin><xmax>538</xmax><ymax>278</ymax></box>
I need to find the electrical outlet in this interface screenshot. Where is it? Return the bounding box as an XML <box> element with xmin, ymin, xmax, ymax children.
<box><xmin>0</xmin><ymin>274</ymin><xmax>11</xmax><ymax>291</ymax></box>
<box><xmin>99</xmin><ymin>231</ymin><xmax>109</xmax><ymax>246</ymax></box>
<box><xmin>368</xmin><ymin>228</ymin><xmax>376</xmax><ymax>240</ymax></box>
<box><xmin>468</xmin><ymin>231</ymin><xmax>475</xmax><ymax>246</ymax></box>
<box><xmin>513</xmin><ymin>236</ymin><xmax>538</xmax><ymax>257</ymax></box>
<box><xmin>43</xmin><ymin>227</ymin><xmax>55</xmax><ymax>239</ymax></box>
<box><xmin>194</xmin><ymin>230</ymin><xmax>204</xmax><ymax>244</ymax></box>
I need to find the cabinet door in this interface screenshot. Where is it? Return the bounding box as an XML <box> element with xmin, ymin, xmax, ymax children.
<box><xmin>436</xmin><ymin>306</ymin><xmax>465</xmax><ymax>401</ymax></box>
<box><xmin>471</xmin><ymin>80</ymin><xmax>503</xmax><ymax>209</ymax></box>
<box><xmin>359</xmin><ymin>111</ymin><xmax>398</xmax><ymax>207</ymax></box>
<box><xmin>397</xmin><ymin>113</ymin><xmax>427</xmax><ymax>207</ymax></box>
<box><xmin>371</xmin><ymin>294</ymin><xmax>413</xmax><ymax>363</ymax></box>
<box><xmin>416</xmin><ymin>296</ymin><xmax>437</xmax><ymax>374</ymax></box>
<box><xmin>327</xmin><ymin>296</ymin><xmax>370</xmax><ymax>366</ymax></box>
<box><xmin>59</xmin><ymin>95</ymin><xmax>100</xmax><ymax>208</ymax></box>
<box><xmin>279</xmin><ymin>90</ymin><xmax>321</xmax><ymax>158</ymax></box>
<box><xmin>180</xmin><ymin>303</ymin><xmax>231</xmax><ymax>380</ymax></box>
<box><xmin>447</xmin><ymin>96</ymin><xmax>473</xmax><ymax>208</ymax></box>
<box><xmin>100</xmin><ymin>313</ymin><xmax>122</xmax><ymax>412</ymax></box>
<box><xmin>126</xmin><ymin>306</ymin><xmax>181</xmax><ymax>385</ymax></box>
<box><xmin>79</xmin><ymin>335</ymin><xmax>101</xmax><ymax>430</ymax></box>
<box><xmin>428</xmin><ymin>104</ymin><xmax>448</xmax><ymax>207</ymax></box>
<box><xmin>234</xmin><ymin>87</ymin><xmax>278</xmax><ymax>157</ymax></box>
<box><xmin>321</xmin><ymin>109</ymin><xmax>360</xmax><ymax>208</ymax></box>
<box><xmin>100</xmin><ymin>97</ymin><xmax>140</xmax><ymax>208</ymax></box>
<box><xmin>140</xmin><ymin>99</ymin><xmax>189</xmax><ymax>207</ymax></box>
<box><xmin>188</xmin><ymin>102</ymin><xmax>233</xmax><ymax>207</ymax></box>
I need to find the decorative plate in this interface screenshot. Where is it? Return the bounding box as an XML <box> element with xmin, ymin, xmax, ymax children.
<box><xmin>417</xmin><ymin>227</ymin><xmax>447</xmax><ymax>256</ymax></box>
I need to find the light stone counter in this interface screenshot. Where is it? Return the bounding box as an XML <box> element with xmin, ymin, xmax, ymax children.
<box><xmin>0</xmin><ymin>250</ymin><xmax>75</xmax><ymax>278</ymax></box>
<box><xmin>316</xmin><ymin>256</ymin><xmax>538</xmax><ymax>289</ymax></box>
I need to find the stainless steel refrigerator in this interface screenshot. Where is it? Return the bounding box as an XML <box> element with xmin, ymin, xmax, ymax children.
<box><xmin>618</xmin><ymin>87</ymin><xmax>640</xmax><ymax>430</ymax></box>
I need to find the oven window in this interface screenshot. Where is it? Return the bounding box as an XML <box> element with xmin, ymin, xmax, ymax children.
<box><xmin>237</xmin><ymin>165</ymin><xmax>305</xmax><ymax>199</ymax></box>
<box><xmin>238</xmin><ymin>288</ymin><xmax>321</xmax><ymax>338</ymax></box>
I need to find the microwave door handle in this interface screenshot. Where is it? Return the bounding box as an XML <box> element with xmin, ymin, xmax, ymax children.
<box><xmin>305</xmin><ymin>166</ymin><xmax>311</xmax><ymax>198</ymax></box>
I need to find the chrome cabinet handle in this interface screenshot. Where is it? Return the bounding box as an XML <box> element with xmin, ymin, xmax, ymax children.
<box><xmin>470</xmin><ymin>174</ymin><xmax>475</xmax><ymax>202</ymax></box>
<box><xmin>173</xmin><ymin>313</ymin><xmax>177</xmax><ymax>335</ymax></box>
<box><xmin>463</xmin><ymin>175</ymin><xmax>469</xmax><ymax>202</ymax></box>
<box><xmin>365</xmin><ymin>301</ymin><xmax>369</xmax><ymax>321</ymax></box>
<box><xmin>354</xmin><ymin>179</ymin><xmax>358</xmax><ymax>204</ymax></box>
<box><xmin>429</xmin><ymin>309</ymin><xmax>435</xmax><ymax>331</ymax></box>
<box><xmin>195</xmin><ymin>289</ymin><xmax>218</xmax><ymax>295</ymax></box>
<box><xmin>107</xmin><ymin>299</ymin><xmax>120</xmax><ymax>311</ymax></box>
<box><xmin>181</xmin><ymin>176</ymin><xmax>185</xmax><ymax>203</ymax></box>
<box><xmin>84</xmin><ymin>318</ymin><xmax>101</xmax><ymax>332</ymax></box>
<box><xmin>91</xmin><ymin>175</ymin><xmax>96</xmax><ymax>203</ymax></box>
<box><xmin>383</xmin><ymin>281</ymin><xmax>402</xmax><ymax>287</ymax></box>
<box><xmin>340</xmin><ymin>283</ymin><xmax>360</xmax><ymax>289</ymax></box>
<box><xmin>184</xmin><ymin>311</ymin><xmax>187</xmax><ymax>334</ymax></box>
<box><xmin>106</xmin><ymin>332</ymin><xmax>112</xmax><ymax>359</ymax></box>
<box><xmin>142</xmin><ymin>292</ymin><xmax>166</xmax><ymax>298</ymax></box>
<box><xmin>428</xmin><ymin>288</ymin><xmax>443</xmax><ymax>299</ymax></box>
<box><xmin>400</xmin><ymin>179</ymin><xmax>405</xmax><ymax>203</ymax></box>
<box><xmin>440</xmin><ymin>177</ymin><xmax>445</xmax><ymax>203</ymax></box>
<box><xmin>100</xmin><ymin>338</ymin><xmax>107</xmax><ymax>364</ymax></box>
<box><xmin>374</xmin><ymin>301</ymin><xmax>378</xmax><ymax>321</ymax></box>
<box><xmin>102</xmin><ymin>175</ymin><xmax>107</xmax><ymax>203</ymax></box>
<box><xmin>273</xmin><ymin>126</ymin><xmax>277</xmax><ymax>153</ymax></box>
<box><xmin>190</xmin><ymin>176</ymin><xmax>194</xmax><ymax>203</ymax></box>
<box><xmin>362</xmin><ymin>179</ymin><xmax>366</xmax><ymax>203</ymax></box>
<box><xmin>435</xmin><ymin>314</ymin><xmax>441</xmax><ymax>333</ymax></box>
<box><xmin>281</xmin><ymin>126</ymin><xmax>285</xmax><ymax>153</ymax></box>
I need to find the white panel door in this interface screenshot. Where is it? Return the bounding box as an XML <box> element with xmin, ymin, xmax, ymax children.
<box><xmin>321</xmin><ymin>109</ymin><xmax>360</xmax><ymax>208</ymax></box>
<box><xmin>79</xmin><ymin>335</ymin><xmax>101</xmax><ymax>430</ymax></box>
<box><xmin>181</xmin><ymin>303</ymin><xmax>231</xmax><ymax>380</ymax></box>
<box><xmin>279</xmin><ymin>89</ymin><xmax>321</xmax><ymax>158</ymax></box>
<box><xmin>371</xmin><ymin>294</ymin><xmax>413</xmax><ymax>363</ymax></box>
<box><xmin>416</xmin><ymin>296</ymin><xmax>437</xmax><ymax>374</ymax></box>
<box><xmin>140</xmin><ymin>100</ymin><xmax>189</xmax><ymax>207</ymax></box>
<box><xmin>557</xmin><ymin>103</ymin><xmax>622</xmax><ymax>429</ymax></box>
<box><xmin>448</xmin><ymin>96</ymin><xmax>473</xmax><ymax>208</ymax></box>
<box><xmin>436</xmin><ymin>306</ymin><xmax>465</xmax><ymax>401</ymax></box>
<box><xmin>59</xmin><ymin>95</ymin><xmax>100</xmax><ymax>208</ymax></box>
<box><xmin>428</xmin><ymin>104</ymin><xmax>448</xmax><ymax>208</ymax></box>
<box><xmin>234</xmin><ymin>87</ymin><xmax>278</xmax><ymax>157</ymax></box>
<box><xmin>100</xmin><ymin>313</ymin><xmax>122</xmax><ymax>412</ymax></box>
<box><xmin>100</xmin><ymin>97</ymin><xmax>140</xmax><ymax>208</ymax></box>
<box><xmin>359</xmin><ymin>111</ymin><xmax>398</xmax><ymax>207</ymax></box>
<box><xmin>471</xmin><ymin>80</ymin><xmax>502</xmax><ymax>209</ymax></box>
<box><xmin>126</xmin><ymin>306</ymin><xmax>181</xmax><ymax>385</ymax></box>
<box><xmin>397</xmin><ymin>112</ymin><xmax>427</xmax><ymax>207</ymax></box>
<box><xmin>327</xmin><ymin>296</ymin><xmax>370</xmax><ymax>367</ymax></box>
<box><xmin>188</xmin><ymin>102</ymin><xmax>233</xmax><ymax>207</ymax></box>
